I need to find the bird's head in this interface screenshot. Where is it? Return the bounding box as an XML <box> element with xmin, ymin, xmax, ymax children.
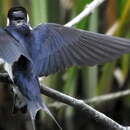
<box><xmin>7</xmin><ymin>7</ymin><xmax>29</xmax><ymax>26</ymax></box>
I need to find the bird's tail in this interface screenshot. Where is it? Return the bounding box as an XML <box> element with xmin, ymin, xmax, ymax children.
<box><xmin>13</xmin><ymin>71</ymin><xmax>62</xmax><ymax>130</ymax></box>
<box><xmin>27</xmin><ymin>95</ymin><xmax>62</xmax><ymax>130</ymax></box>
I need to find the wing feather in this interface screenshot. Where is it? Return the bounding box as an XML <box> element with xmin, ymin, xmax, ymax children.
<box><xmin>31</xmin><ymin>23</ymin><xmax>130</xmax><ymax>76</ymax></box>
<box><xmin>0</xmin><ymin>28</ymin><xmax>30</xmax><ymax>64</ymax></box>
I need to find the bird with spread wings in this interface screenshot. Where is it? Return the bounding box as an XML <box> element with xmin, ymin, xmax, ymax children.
<box><xmin>0</xmin><ymin>6</ymin><xmax>130</xmax><ymax>130</ymax></box>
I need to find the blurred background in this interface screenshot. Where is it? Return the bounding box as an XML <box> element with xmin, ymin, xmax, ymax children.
<box><xmin>0</xmin><ymin>0</ymin><xmax>130</xmax><ymax>130</ymax></box>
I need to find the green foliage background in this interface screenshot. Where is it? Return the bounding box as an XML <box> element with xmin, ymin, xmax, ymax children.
<box><xmin>0</xmin><ymin>0</ymin><xmax>130</xmax><ymax>130</ymax></box>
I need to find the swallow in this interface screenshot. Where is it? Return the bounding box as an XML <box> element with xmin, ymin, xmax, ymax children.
<box><xmin>0</xmin><ymin>6</ymin><xmax>130</xmax><ymax>130</ymax></box>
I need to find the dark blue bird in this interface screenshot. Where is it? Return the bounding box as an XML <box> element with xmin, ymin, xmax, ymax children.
<box><xmin>0</xmin><ymin>6</ymin><xmax>130</xmax><ymax>130</ymax></box>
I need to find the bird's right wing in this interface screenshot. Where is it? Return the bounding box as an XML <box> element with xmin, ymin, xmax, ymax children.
<box><xmin>0</xmin><ymin>28</ymin><xmax>30</xmax><ymax>64</ymax></box>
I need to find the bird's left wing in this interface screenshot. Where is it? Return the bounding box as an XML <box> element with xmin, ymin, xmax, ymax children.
<box><xmin>32</xmin><ymin>23</ymin><xmax>130</xmax><ymax>76</ymax></box>
<box><xmin>0</xmin><ymin>28</ymin><xmax>30</xmax><ymax>64</ymax></box>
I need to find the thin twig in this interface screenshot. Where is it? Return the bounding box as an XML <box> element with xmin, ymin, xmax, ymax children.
<box><xmin>86</xmin><ymin>89</ymin><xmax>130</xmax><ymax>104</ymax></box>
<box><xmin>65</xmin><ymin>0</ymin><xmax>106</xmax><ymax>27</ymax></box>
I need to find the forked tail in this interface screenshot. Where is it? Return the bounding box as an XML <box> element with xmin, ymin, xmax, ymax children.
<box><xmin>27</xmin><ymin>95</ymin><xmax>62</xmax><ymax>130</ymax></box>
<box><xmin>13</xmin><ymin>70</ymin><xmax>62</xmax><ymax>130</ymax></box>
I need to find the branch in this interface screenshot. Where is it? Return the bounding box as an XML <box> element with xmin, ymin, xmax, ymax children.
<box><xmin>86</xmin><ymin>89</ymin><xmax>130</xmax><ymax>105</ymax></box>
<box><xmin>65</xmin><ymin>0</ymin><xmax>106</xmax><ymax>27</ymax></box>
<box><xmin>48</xmin><ymin>89</ymin><xmax>130</xmax><ymax>109</ymax></box>
<box><xmin>0</xmin><ymin>73</ymin><xmax>130</xmax><ymax>130</ymax></box>
<box><xmin>40</xmin><ymin>85</ymin><xmax>130</xmax><ymax>130</ymax></box>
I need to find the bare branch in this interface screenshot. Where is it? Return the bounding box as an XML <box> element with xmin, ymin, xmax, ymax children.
<box><xmin>48</xmin><ymin>89</ymin><xmax>130</xmax><ymax>108</ymax></box>
<box><xmin>65</xmin><ymin>0</ymin><xmax>106</xmax><ymax>27</ymax></box>
<box><xmin>40</xmin><ymin>85</ymin><xmax>130</xmax><ymax>130</ymax></box>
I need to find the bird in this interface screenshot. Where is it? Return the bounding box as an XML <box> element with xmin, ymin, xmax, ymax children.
<box><xmin>0</xmin><ymin>6</ymin><xmax>130</xmax><ymax>130</ymax></box>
